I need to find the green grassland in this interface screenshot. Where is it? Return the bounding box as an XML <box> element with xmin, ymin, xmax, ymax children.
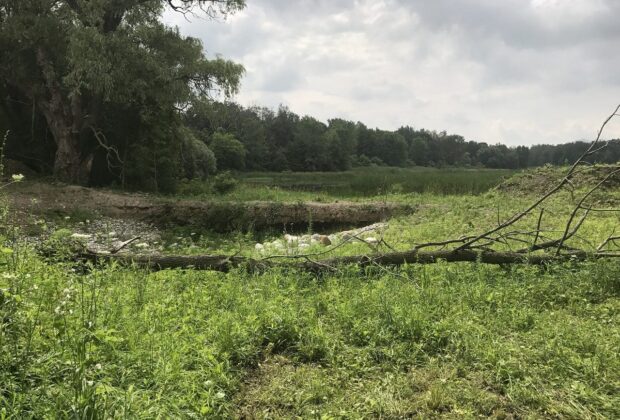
<box><xmin>2</xmin><ymin>168</ymin><xmax>620</xmax><ymax>418</ymax></box>
<box><xmin>178</xmin><ymin>167</ymin><xmax>517</xmax><ymax>202</ymax></box>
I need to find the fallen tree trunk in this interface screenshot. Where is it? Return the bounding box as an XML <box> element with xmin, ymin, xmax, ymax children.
<box><xmin>79</xmin><ymin>248</ymin><xmax>609</xmax><ymax>273</ymax></box>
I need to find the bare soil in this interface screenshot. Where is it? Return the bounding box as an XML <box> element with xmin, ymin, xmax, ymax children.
<box><xmin>8</xmin><ymin>181</ymin><xmax>415</xmax><ymax>232</ymax></box>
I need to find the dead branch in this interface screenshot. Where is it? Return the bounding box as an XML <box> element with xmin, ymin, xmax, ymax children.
<box><xmin>455</xmin><ymin>104</ymin><xmax>620</xmax><ymax>252</ymax></box>
<box><xmin>77</xmin><ymin>247</ymin><xmax>618</xmax><ymax>273</ymax></box>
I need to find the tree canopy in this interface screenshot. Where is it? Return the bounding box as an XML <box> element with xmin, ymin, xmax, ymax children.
<box><xmin>0</xmin><ymin>0</ymin><xmax>244</xmax><ymax>187</ymax></box>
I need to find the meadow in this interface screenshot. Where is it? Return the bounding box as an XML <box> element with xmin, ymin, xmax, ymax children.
<box><xmin>1</xmin><ymin>168</ymin><xmax>619</xmax><ymax>418</ymax></box>
<box><xmin>177</xmin><ymin>167</ymin><xmax>516</xmax><ymax>202</ymax></box>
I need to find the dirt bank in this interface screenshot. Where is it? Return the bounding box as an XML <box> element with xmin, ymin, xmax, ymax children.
<box><xmin>8</xmin><ymin>182</ymin><xmax>415</xmax><ymax>232</ymax></box>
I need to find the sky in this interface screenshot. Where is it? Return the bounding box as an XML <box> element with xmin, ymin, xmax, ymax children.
<box><xmin>162</xmin><ymin>0</ymin><xmax>620</xmax><ymax>146</ymax></box>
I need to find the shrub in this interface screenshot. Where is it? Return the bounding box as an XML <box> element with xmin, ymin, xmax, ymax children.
<box><xmin>181</xmin><ymin>128</ymin><xmax>217</xmax><ymax>180</ymax></box>
<box><xmin>210</xmin><ymin>132</ymin><xmax>247</xmax><ymax>171</ymax></box>
<box><xmin>213</xmin><ymin>171</ymin><xmax>238</xmax><ymax>194</ymax></box>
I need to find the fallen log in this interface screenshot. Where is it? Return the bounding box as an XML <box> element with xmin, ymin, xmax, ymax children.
<box><xmin>78</xmin><ymin>248</ymin><xmax>610</xmax><ymax>273</ymax></box>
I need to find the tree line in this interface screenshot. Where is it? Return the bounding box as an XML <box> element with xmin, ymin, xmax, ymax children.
<box><xmin>183</xmin><ymin>101</ymin><xmax>620</xmax><ymax>174</ymax></box>
<box><xmin>1</xmin><ymin>1</ymin><xmax>619</xmax><ymax>192</ymax></box>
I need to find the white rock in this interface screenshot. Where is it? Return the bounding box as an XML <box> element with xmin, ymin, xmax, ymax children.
<box><xmin>365</xmin><ymin>237</ymin><xmax>378</xmax><ymax>245</ymax></box>
<box><xmin>255</xmin><ymin>243</ymin><xmax>265</xmax><ymax>251</ymax></box>
<box><xmin>135</xmin><ymin>242</ymin><xmax>149</xmax><ymax>249</ymax></box>
<box><xmin>70</xmin><ymin>233</ymin><xmax>92</xmax><ymax>240</ymax></box>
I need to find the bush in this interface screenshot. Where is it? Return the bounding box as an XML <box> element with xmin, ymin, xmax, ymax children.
<box><xmin>210</xmin><ymin>132</ymin><xmax>247</xmax><ymax>171</ymax></box>
<box><xmin>181</xmin><ymin>128</ymin><xmax>217</xmax><ymax>180</ymax></box>
<box><xmin>213</xmin><ymin>171</ymin><xmax>238</xmax><ymax>194</ymax></box>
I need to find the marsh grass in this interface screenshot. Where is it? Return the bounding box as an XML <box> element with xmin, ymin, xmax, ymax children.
<box><xmin>178</xmin><ymin>167</ymin><xmax>516</xmax><ymax>201</ymax></box>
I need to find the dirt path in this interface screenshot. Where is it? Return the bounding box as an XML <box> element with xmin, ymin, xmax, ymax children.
<box><xmin>8</xmin><ymin>182</ymin><xmax>415</xmax><ymax>232</ymax></box>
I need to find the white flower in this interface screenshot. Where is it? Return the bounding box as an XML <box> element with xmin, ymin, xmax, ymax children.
<box><xmin>95</xmin><ymin>363</ymin><xmax>102</xmax><ymax>370</ymax></box>
<box><xmin>11</xmin><ymin>173</ymin><xmax>24</xmax><ymax>182</ymax></box>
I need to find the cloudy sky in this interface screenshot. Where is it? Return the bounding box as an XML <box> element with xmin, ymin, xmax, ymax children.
<box><xmin>163</xmin><ymin>0</ymin><xmax>620</xmax><ymax>146</ymax></box>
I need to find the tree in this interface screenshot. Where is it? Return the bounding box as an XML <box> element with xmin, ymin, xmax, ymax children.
<box><xmin>180</xmin><ymin>127</ymin><xmax>216</xmax><ymax>180</ymax></box>
<box><xmin>0</xmin><ymin>0</ymin><xmax>244</xmax><ymax>184</ymax></box>
<box><xmin>210</xmin><ymin>132</ymin><xmax>246</xmax><ymax>170</ymax></box>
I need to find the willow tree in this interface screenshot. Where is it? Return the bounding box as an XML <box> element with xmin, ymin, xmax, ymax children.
<box><xmin>0</xmin><ymin>0</ymin><xmax>244</xmax><ymax>184</ymax></box>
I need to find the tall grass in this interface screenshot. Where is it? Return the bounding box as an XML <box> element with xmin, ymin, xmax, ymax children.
<box><xmin>177</xmin><ymin>167</ymin><xmax>516</xmax><ymax>201</ymax></box>
<box><xmin>1</xmin><ymin>250</ymin><xmax>619</xmax><ymax>418</ymax></box>
<box><xmin>242</xmin><ymin>167</ymin><xmax>516</xmax><ymax>196</ymax></box>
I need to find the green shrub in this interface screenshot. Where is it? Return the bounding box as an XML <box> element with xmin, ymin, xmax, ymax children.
<box><xmin>213</xmin><ymin>171</ymin><xmax>238</xmax><ymax>194</ymax></box>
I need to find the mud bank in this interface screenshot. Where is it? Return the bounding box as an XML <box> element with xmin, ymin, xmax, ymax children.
<box><xmin>10</xmin><ymin>182</ymin><xmax>415</xmax><ymax>232</ymax></box>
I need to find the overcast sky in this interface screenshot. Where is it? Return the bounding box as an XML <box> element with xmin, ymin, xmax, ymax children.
<box><xmin>163</xmin><ymin>0</ymin><xmax>620</xmax><ymax>146</ymax></box>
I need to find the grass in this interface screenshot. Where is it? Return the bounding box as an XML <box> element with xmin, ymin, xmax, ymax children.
<box><xmin>2</xmin><ymin>168</ymin><xmax>620</xmax><ymax>418</ymax></box>
<box><xmin>178</xmin><ymin>167</ymin><xmax>517</xmax><ymax>201</ymax></box>
<box><xmin>1</xmin><ymin>253</ymin><xmax>618</xmax><ymax>418</ymax></box>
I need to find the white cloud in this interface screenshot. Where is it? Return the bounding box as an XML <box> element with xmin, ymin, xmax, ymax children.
<box><xmin>162</xmin><ymin>0</ymin><xmax>620</xmax><ymax>145</ymax></box>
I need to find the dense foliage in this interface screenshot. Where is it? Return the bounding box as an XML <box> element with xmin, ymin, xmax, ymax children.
<box><xmin>0</xmin><ymin>0</ymin><xmax>244</xmax><ymax>190</ymax></box>
<box><xmin>184</xmin><ymin>101</ymin><xmax>620</xmax><ymax>173</ymax></box>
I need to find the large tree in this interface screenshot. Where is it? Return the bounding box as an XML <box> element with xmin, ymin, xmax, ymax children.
<box><xmin>0</xmin><ymin>0</ymin><xmax>244</xmax><ymax>184</ymax></box>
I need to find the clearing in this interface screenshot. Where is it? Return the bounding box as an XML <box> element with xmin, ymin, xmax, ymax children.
<box><xmin>1</xmin><ymin>168</ymin><xmax>619</xmax><ymax>418</ymax></box>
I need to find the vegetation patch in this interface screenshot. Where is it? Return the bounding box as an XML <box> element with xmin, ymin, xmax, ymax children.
<box><xmin>496</xmin><ymin>164</ymin><xmax>620</xmax><ymax>197</ymax></box>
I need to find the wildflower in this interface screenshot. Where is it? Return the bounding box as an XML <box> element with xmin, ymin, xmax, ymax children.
<box><xmin>95</xmin><ymin>363</ymin><xmax>102</xmax><ymax>370</ymax></box>
<box><xmin>11</xmin><ymin>173</ymin><xmax>24</xmax><ymax>182</ymax></box>
<box><xmin>86</xmin><ymin>380</ymin><xmax>94</xmax><ymax>387</ymax></box>
<box><xmin>2</xmin><ymin>273</ymin><xmax>16</xmax><ymax>279</ymax></box>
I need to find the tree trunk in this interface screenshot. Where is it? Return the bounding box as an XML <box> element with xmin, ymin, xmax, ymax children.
<box><xmin>52</xmin><ymin>127</ymin><xmax>92</xmax><ymax>184</ymax></box>
<box><xmin>75</xmin><ymin>248</ymin><xmax>604</xmax><ymax>274</ymax></box>
<box><xmin>35</xmin><ymin>47</ymin><xmax>93</xmax><ymax>184</ymax></box>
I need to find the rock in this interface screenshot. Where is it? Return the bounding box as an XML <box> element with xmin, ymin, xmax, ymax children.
<box><xmin>255</xmin><ymin>243</ymin><xmax>265</xmax><ymax>252</ymax></box>
<box><xmin>319</xmin><ymin>235</ymin><xmax>332</xmax><ymax>246</ymax></box>
<box><xmin>135</xmin><ymin>242</ymin><xmax>149</xmax><ymax>249</ymax></box>
<box><xmin>70</xmin><ymin>233</ymin><xmax>92</xmax><ymax>240</ymax></box>
<box><xmin>284</xmin><ymin>234</ymin><xmax>299</xmax><ymax>245</ymax></box>
<box><xmin>365</xmin><ymin>237</ymin><xmax>378</xmax><ymax>245</ymax></box>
